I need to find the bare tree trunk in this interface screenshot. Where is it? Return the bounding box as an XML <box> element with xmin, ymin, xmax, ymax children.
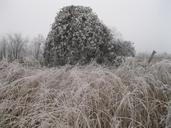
<box><xmin>148</xmin><ymin>50</ymin><xmax>157</xmax><ymax>64</ymax></box>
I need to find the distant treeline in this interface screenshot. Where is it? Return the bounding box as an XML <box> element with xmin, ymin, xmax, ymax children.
<box><xmin>0</xmin><ymin>33</ymin><xmax>45</xmax><ymax>65</ymax></box>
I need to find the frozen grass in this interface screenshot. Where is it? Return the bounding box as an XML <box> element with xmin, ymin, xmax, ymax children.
<box><xmin>0</xmin><ymin>57</ymin><xmax>171</xmax><ymax>128</ymax></box>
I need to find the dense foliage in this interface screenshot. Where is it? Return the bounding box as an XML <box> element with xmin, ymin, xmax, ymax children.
<box><xmin>44</xmin><ymin>5</ymin><xmax>135</xmax><ymax>66</ymax></box>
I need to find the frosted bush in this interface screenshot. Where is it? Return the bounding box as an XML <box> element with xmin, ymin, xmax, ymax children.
<box><xmin>44</xmin><ymin>5</ymin><xmax>135</xmax><ymax>67</ymax></box>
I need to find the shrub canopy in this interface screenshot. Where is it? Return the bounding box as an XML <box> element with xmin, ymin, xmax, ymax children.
<box><xmin>44</xmin><ymin>5</ymin><xmax>135</xmax><ymax>66</ymax></box>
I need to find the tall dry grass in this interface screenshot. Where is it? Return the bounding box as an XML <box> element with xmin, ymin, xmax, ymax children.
<box><xmin>0</xmin><ymin>56</ymin><xmax>171</xmax><ymax>128</ymax></box>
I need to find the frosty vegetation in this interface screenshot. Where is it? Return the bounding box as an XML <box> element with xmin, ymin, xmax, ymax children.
<box><xmin>0</xmin><ymin>6</ymin><xmax>135</xmax><ymax>67</ymax></box>
<box><xmin>0</xmin><ymin>5</ymin><xmax>171</xmax><ymax>128</ymax></box>
<box><xmin>44</xmin><ymin>6</ymin><xmax>135</xmax><ymax>67</ymax></box>
<box><xmin>0</xmin><ymin>55</ymin><xmax>171</xmax><ymax>128</ymax></box>
<box><xmin>0</xmin><ymin>34</ymin><xmax>28</xmax><ymax>62</ymax></box>
<box><xmin>0</xmin><ymin>34</ymin><xmax>45</xmax><ymax>65</ymax></box>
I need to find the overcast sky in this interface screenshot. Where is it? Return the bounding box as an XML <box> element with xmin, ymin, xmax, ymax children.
<box><xmin>0</xmin><ymin>0</ymin><xmax>170</xmax><ymax>53</ymax></box>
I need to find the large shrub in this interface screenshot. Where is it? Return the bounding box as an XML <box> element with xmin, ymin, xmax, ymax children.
<box><xmin>44</xmin><ymin>5</ymin><xmax>135</xmax><ymax>66</ymax></box>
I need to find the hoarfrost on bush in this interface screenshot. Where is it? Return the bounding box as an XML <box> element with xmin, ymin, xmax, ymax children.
<box><xmin>44</xmin><ymin>5</ymin><xmax>135</xmax><ymax>67</ymax></box>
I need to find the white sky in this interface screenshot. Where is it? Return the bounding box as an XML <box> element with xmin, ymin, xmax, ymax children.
<box><xmin>0</xmin><ymin>0</ymin><xmax>171</xmax><ymax>53</ymax></box>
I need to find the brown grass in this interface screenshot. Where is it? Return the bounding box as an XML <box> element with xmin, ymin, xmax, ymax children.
<box><xmin>0</xmin><ymin>57</ymin><xmax>171</xmax><ymax>128</ymax></box>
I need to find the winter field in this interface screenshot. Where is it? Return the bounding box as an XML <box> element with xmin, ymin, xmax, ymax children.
<box><xmin>0</xmin><ymin>54</ymin><xmax>171</xmax><ymax>128</ymax></box>
<box><xmin>0</xmin><ymin>4</ymin><xmax>171</xmax><ymax>128</ymax></box>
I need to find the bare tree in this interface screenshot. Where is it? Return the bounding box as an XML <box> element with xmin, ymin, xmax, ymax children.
<box><xmin>6</xmin><ymin>33</ymin><xmax>27</xmax><ymax>61</ymax></box>
<box><xmin>32</xmin><ymin>34</ymin><xmax>45</xmax><ymax>60</ymax></box>
<box><xmin>0</xmin><ymin>37</ymin><xmax>8</xmax><ymax>60</ymax></box>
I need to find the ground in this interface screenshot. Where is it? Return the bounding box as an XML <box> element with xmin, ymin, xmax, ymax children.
<box><xmin>0</xmin><ymin>54</ymin><xmax>171</xmax><ymax>128</ymax></box>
